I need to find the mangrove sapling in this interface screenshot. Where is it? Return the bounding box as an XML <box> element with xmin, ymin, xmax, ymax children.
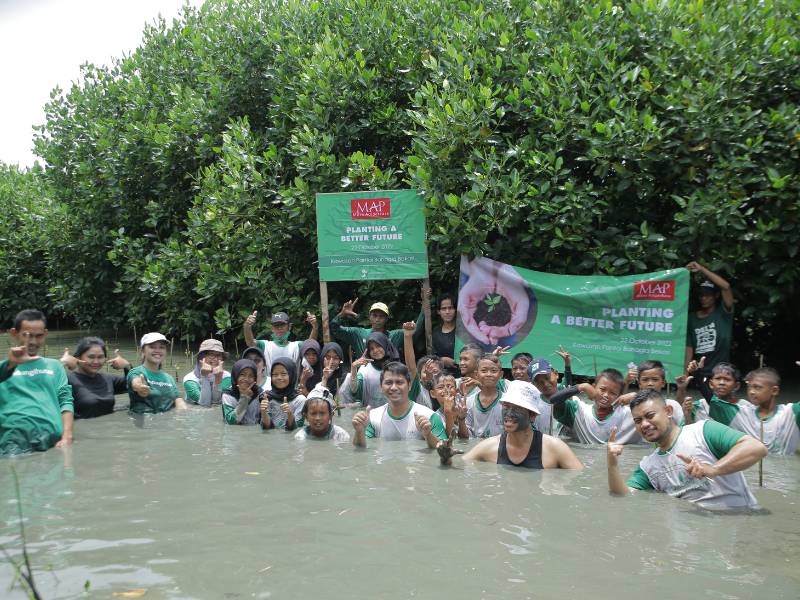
<box><xmin>0</xmin><ymin>467</ymin><xmax>43</xmax><ymax>600</ymax></box>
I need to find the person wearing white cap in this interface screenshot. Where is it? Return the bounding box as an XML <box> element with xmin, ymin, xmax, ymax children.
<box><xmin>330</xmin><ymin>297</ymin><xmax>405</xmax><ymax>360</ymax></box>
<box><xmin>127</xmin><ymin>332</ymin><xmax>187</xmax><ymax>414</ymax></box>
<box><xmin>182</xmin><ymin>339</ymin><xmax>231</xmax><ymax>407</ymax></box>
<box><xmin>438</xmin><ymin>380</ymin><xmax>583</xmax><ymax>469</ymax></box>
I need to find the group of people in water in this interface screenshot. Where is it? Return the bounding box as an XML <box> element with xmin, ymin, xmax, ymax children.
<box><xmin>1</xmin><ymin>260</ymin><xmax>797</xmax><ymax>511</ymax></box>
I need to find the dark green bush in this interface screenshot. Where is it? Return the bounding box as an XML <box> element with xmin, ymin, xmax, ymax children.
<box><xmin>21</xmin><ymin>0</ymin><xmax>799</xmax><ymax>363</ymax></box>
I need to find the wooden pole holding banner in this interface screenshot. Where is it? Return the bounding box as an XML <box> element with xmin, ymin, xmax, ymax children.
<box><xmin>320</xmin><ymin>281</ymin><xmax>331</xmax><ymax>344</ymax></box>
<box><xmin>422</xmin><ymin>278</ymin><xmax>433</xmax><ymax>355</ymax></box>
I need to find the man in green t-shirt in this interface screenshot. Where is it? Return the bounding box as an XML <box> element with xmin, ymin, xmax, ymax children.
<box><xmin>0</xmin><ymin>309</ymin><xmax>74</xmax><ymax>455</ymax></box>
<box><xmin>330</xmin><ymin>298</ymin><xmax>404</xmax><ymax>361</ymax></box>
<box><xmin>684</xmin><ymin>261</ymin><xmax>734</xmax><ymax>383</ymax></box>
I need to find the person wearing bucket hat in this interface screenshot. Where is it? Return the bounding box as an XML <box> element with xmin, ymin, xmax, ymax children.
<box><xmin>685</xmin><ymin>260</ymin><xmax>734</xmax><ymax>384</ymax></box>
<box><xmin>440</xmin><ymin>380</ymin><xmax>583</xmax><ymax>469</ymax></box>
<box><xmin>127</xmin><ymin>332</ymin><xmax>187</xmax><ymax>413</ymax></box>
<box><xmin>243</xmin><ymin>310</ymin><xmax>319</xmax><ymax>374</ymax></box>
<box><xmin>294</xmin><ymin>385</ymin><xmax>350</xmax><ymax>442</ymax></box>
<box><xmin>330</xmin><ymin>297</ymin><xmax>406</xmax><ymax>362</ymax></box>
<box><xmin>182</xmin><ymin>339</ymin><xmax>231</xmax><ymax>407</ymax></box>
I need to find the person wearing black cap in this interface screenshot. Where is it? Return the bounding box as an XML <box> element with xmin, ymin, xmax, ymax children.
<box><xmin>684</xmin><ymin>261</ymin><xmax>734</xmax><ymax>384</ymax></box>
<box><xmin>242</xmin><ymin>309</ymin><xmax>318</xmax><ymax>374</ymax></box>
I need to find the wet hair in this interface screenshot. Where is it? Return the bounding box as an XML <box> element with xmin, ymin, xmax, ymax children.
<box><xmin>638</xmin><ymin>360</ymin><xmax>665</xmax><ymax>379</ymax></box>
<box><xmin>416</xmin><ymin>355</ymin><xmax>443</xmax><ymax>373</ymax></box>
<box><xmin>73</xmin><ymin>336</ymin><xmax>107</xmax><ymax>358</ymax></box>
<box><xmin>432</xmin><ymin>371</ymin><xmax>457</xmax><ymax>387</ymax></box>
<box><xmin>380</xmin><ymin>361</ymin><xmax>411</xmax><ymax>384</ymax></box>
<box><xmin>712</xmin><ymin>362</ymin><xmax>741</xmax><ymax>381</ymax></box>
<box><xmin>479</xmin><ymin>353</ymin><xmax>501</xmax><ymax>367</ymax></box>
<box><xmin>460</xmin><ymin>343</ymin><xmax>483</xmax><ymax>361</ymax></box>
<box><xmin>14</xmin><ymin>309</ymin><xmax>46</xmax><ymax>330</ymax></box>
<box><xmin>745</xmin><ymin>367</ymin><xmax>781</xmax><ymax>387</ymax></box>
<box><xmin>511</xmin><ymin>352</ymin><xmax>533</xmax><ymax>364</ymax></box>
<box><xmin>437</xmin><ymin>292</ymin><xmax>457</xmax><ymax>309</ymax></box>
<box><xmin>629</xmin><ymin>389</ymin><xmax>666</xmax><ymax>411</ymax></box>
<box><xmin>302</xmin><ymin>394</ymin><xmax>334</xmax><ymax>417</ymax></box>
<box><xmin>596</xmin><ymin>368</ymin><xmax>624</xmax><ymax>390</ymax></box>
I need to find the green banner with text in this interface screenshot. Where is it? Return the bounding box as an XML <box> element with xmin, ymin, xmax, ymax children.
<box><xmin>316</xmin><ymin>189</ymin><xmax>428</xmax><ymax>281</ymax></box>
<box><xmin>456</xmin><ymin>256</ymin><xmax>689</xmax><ymax>378</ymax></box>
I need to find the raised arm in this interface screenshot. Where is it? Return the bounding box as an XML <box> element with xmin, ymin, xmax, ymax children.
<box><xmin>243</xmin><ymin>310</ymin><xmax>258</xmax><ymax>348</ymax></box>
<box><xmin>403</xmin><ymin>322</ymin><xmax>417</xmax><ymax>381</ymax></box>
<box><xmin>686</xmin><ymin>261</ymin><xmax>733</xmax><ymax>310</ymax></box>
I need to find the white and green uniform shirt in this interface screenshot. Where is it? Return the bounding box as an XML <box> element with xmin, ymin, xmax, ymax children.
<box><xmin>221</xmin><ymin>392</ymin><xmax>261</xmax><ymax>425</ymax></box>
<box><xmin>627</xmin><ymin>421</ymin><xmax>759</xmax><ymax>509</ymax></box>
<box><xmin>555</xmin><ymin>397</ymin><xmax>683</xmax><ymax>444</ymax></box>
<box><xmin>341</xmin><ymin>363</ymin><xmax>385</xmax><ymax>408</ymax></box>
<box><xmin>264</xmin><ymin>395</ymin><xmax>306</xmax><ymax>430</ymax></box>
<box><xmin>255</xmin><ymin>339</ymin><xmax>301</xmax><ymax>374</ymax></box>
<box><xmin>366</xmin><ymin>402</ymin><xmax>447</xmax><ymax>441</ymax></box>
<box><xmin>692</xmin><ymin>396</ymin><xmax>752</xmax><ymax>423</ymax></box>
<box><xmin>410</xmin><ymin>377</ymin><xmax>433</xmax><ymax>409</ymax></box>
<box><xmin>709</xmin><ymin>398</ymin><xmax>800</xmax><ymax>455</ymax></box>
<box><xmin>465</xmin><ymin>388</ymin><xmax>504</xmax><ymax>439</ymax></box>
<box><xmin>183</xmin><ymin>370</ymin><xmax>231</xmax><ymax>406</ymax></box>
<box><xmin>0</xmin><ymin>358</ymin><xmax>74</xmax><ymax>455</ymax></box>
<box><xmin>295</xmin><ymin>424</ymin><xmax>351</xmax><ymax>442</ymax></box>
<box><xmin>127</xmin><ymin>366</ymin><xmax>179</xmax><ymax>414</ymax></box>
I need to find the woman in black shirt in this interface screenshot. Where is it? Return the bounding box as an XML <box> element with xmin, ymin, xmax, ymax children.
<box><xmin>60</xmin><ymin>337</ymin><xmax>131</xmax><ymax>418</ymax></box>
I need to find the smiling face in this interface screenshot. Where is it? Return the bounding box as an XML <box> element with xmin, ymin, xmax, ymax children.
<box><xmin>593</xmin><ymin>375</ymin><xmax>622</xmax><ymax>410</ymax></box>
<box><xmin>11</xmin><ymin>319</ymin><xmax>47</xmax><ymax>356</ymax></box>
<box><xmin>459</xmin><ymin>350</ymin><xmax>479</xmax><ymax>376</ymax></box>
<box><xmin>477</xmin><ymin>358</ymin><xmax>502</xmax><ymax>389</ymax></box>
<box><xmin>632</xmin><ymin>399</ymin><xmax>675</xmax><ymax>446</ymax></box>
<box><xmin>271</xmin><ymin>364</ymin><xmax>291</xmax><ymax>390</ymax></box>
<box><xmin>306</xmin><ymin>399</ymin><xmax>332</xmax><ymax>436</ymax></box>
<box><xmin>142</xmin><ymin>341</ymin><xmax>167</xmax><ymax>368</ymax></box>
<box><xmin>430</xmin><ymin>375</ymin><xmax>457</xmax><ymax>402</ymax></box>
<box><xmin>236</xmin><ymin>367</ymin><xmax>257</xmax><ymax>391</ymax></box>
<box><xmin>638</xmin><ymin>368</ymin><xmax>666</xmax><ymax>392</ymax></box>
<box><xmin>502</xmin><ymin>402</ymin><xmax>533</xmax><ymax>433</ymax></box>
<box><xmin>202</xmin><ymin>351</ymin><xmax>225</xmax><ymax>367</ymax></box>
<box><xmin>381</xmin><ymin>371</ymin><xmax>410</xmax><ymax>406</ymax></box>
<box><xmin>438</xmin><ymin>298</ymin><xmax>456</xmax><ymax>324</ymax></box>
<box><xmin>511</xmin><ymin>358</ymin><xmax>531</xmax><ymax>382</ymax></box>
<box><xmin>79</xmin><ymin>344</ymin><xmax>106</xmax><ymax>375</ymax></box>
<box><xmin>367</xmin><ymin>340</ymin><xmax>385</xmax><ymax>361</ymax></box>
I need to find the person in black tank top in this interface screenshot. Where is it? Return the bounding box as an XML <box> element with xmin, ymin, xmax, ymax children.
<box><xmin>498</xmin><ymin>428</ymin><xmax>544</xmax><ymax>469</ymax></box>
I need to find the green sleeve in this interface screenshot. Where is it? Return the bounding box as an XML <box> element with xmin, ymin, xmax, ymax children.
<box><xmin>221</xmin><ymin>376</ymin><xmax>231</xmax><ymax>391</ymax></box>
<box><xmin>626</xmin><ymin>466</ymin><xmax>654</xmax><ymax>490</ymax></box>
<box><xmin>691</xmin><ymin>399</ymin><xmax>703</xmax><ymax>420</ymax></box>
<box><xmin>409</xmin><ymin>377</ymin><xmax>421</xmax><ymax>401</ymax></box>
<box><xmin>412</xmin><ymin>311</ymin><xmax>425</xmax><ymax>347</ymax></box>
<box><xmin>184</xmin><ymin>380</ymin><xmax>201</xmax><ymax>403</ymax></box>
<box><xmin>366</xmin><ymin>421</ymin><xmax>376</xmax><ymax>438</ymax></box>
<box><xmin>0</xmin><ymin>360</ymin><xmax>13</xmax><ymax>384</ymax></box>
<box><xmin>256</xmin><ymin>339</ymin><xmax>267</xmax><ymax>352</ymax></box>
<box><xmin>429</xmin><ymin>412</ymin><xmax>447</xmax><ymax>440</ymax></box>
<box><xmin>708</xmin><ymin>396</ymin><xmax>739</xmax><ymax>426</ymax></box>
<box><xmin>330</xmin><ymin>317</ymin><xmax>360</xmax><ymax>348</ymax></box>
<box><xmin>553</xmin><ymin>398</ymin><xmax>579</xmax><ymax>428</ymax></box>
<box><xmin>702</xmin><ymin>420</ymin><xmax>745</xmax><ymax>460</ymax></box>
<box><xmin>353</xmin><ymin>372</ymin><xmax>364</xmax><ymax>402</ymax></box>
<box><xmin>56</xmin><ymin>363</ymin><xmax>74</xmax><ymax>413</ymax></box>
<box><xmin>222</xmin><ymin>403</ymin><xmax>238</xmax><ymax>424</ymax></box>
<box><xmin>388</xmin><ymin>329</ymin><xmax>405</xmax><ymax>352</ymax></box>
<box><xmin>792</xmin><ymin>403</ymin><xmax>800</xmax><ymax>429</ymax></box>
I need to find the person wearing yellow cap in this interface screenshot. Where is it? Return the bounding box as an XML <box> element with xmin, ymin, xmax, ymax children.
<box><xmin>330</xmin><ymin>298</ymin><xmax>405</xmax><ymax>360</ymax></box>
<box><xmin>438</xmin><ymin>380</ymin><xmax>583</xmax><ymax>469</ymax></box>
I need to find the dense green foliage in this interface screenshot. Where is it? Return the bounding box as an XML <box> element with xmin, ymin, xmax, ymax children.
<box><xmin>6</xmin><ymin>0</ymin><xmax>800</xmax><ymax>363</ymax></box>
